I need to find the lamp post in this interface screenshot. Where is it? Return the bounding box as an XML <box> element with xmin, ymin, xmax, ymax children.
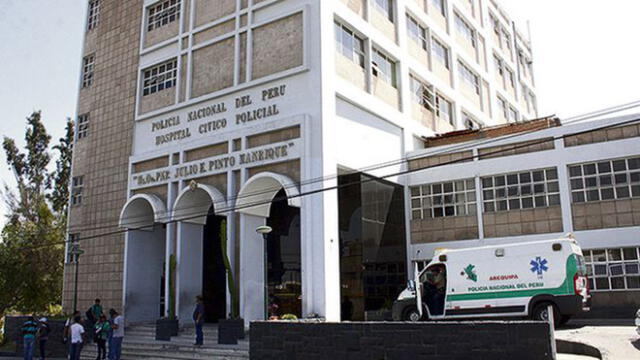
<box><xmin>256</xmin><ymin>225</ymin><xmax>272</xmax><ymax>320</ymax></box>
<box><xmin>68</xmin><ymin>244</ymin><xmax>85</xmax><ymax>313</ymax></box>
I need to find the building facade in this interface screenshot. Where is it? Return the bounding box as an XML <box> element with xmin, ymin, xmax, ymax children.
<box><xmin>406</xmin><ymin>115</ymin><xmax>640</xmax><ymax>317</ymax></box>
<box><xmin>64</xmin><ymin>0</ymin><xmax>538</xmax><ymax>324</ymax></box>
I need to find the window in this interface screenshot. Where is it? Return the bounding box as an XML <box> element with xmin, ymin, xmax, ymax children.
<box><xmin>407</xmin><ymin>16</ymin><xmax>428</xmax><ymax>50</ymax></box>
<box><xmin>493</xmin><ymin>55</ymin><xmax>503</xmax><ymax>76</ymax></box>
<box><xmin>584</xmin><ymin>247</ymin><xmax>640</xmax><ymax>291</ymax></box>
<box><xmin>497</xmin><ymin>97</ymin><xmax>508</xmax><ymax>119</ymax></box>
<box><xmin>81</xmin><ymin>54</ymin><xmax>95</xmax><ymax>88</ymax></box>
<box><xmin>335</xmin><ymin>22</ymin><xmax>365</xmax><ymax>68</ymax></box>
<box><xmin>482</xmin><ymin>168</ymin><xmax>560</xmax><ymax>212</ymax></box>
<box><xmin>501</xmin><ymin>29</ymin><xmax>512</xmax><ymax>55</ymax></box>
<box><xmin>66</xmin><ymin>234</ymin><xmax>80</xmax><ymax>263</ymax></box>
<box><xmin>431</xmin><ymin>0</ymin><xmax>446</xmax><ymax>16</ymax></box>
<box><xmin>463</xmin><ymin>112</ymin><xmax>481</xmax><ymax>130</ymax></box>
<box><xmin>435</xmin><ymin>95</ymin><xmax>453</xmax><ymax>125</ymax></box>
<box><xmin>410</xmin><ymin>76</ymin><xmax>434</xmax><ymax>111</ymax></box>
<box><xmin>372</xmin><ymin>49</ymin><xmax>397</xmax><ymax>87</ymax></box>
<box><xmin>410</xmin><ymin>179</ymin><xmax>476</xmax><ymax>219</ymax></box>
<box><xmin>431</xmin><ymin>38</ymin><xmax>449</xmax><ymax>69</ymax></box>
<box><xmin>508</xmin><ymin>106</ymin><xmax>518</xmax><ymax>122</ymax></box>
<box><xmin>529</xmin><ymin>91</ymin><xmax>537</xmax><ymax>113</ymax></box>
<box><xmin>77</xmin><ymin>114</ymin><xmax>89</xmax><ymax>140</ymax></box>
<box><xmin>71</xmin><ymin>176</ymin><xmax>84</xmax><ymax>206</ymax></box>
<box><xmin>569</xmin><ymin>157</ymin><xmax>640</xmax><ymax>203</ymax></box>
<box><xmin>142</xmin><ymin>59</ymin><xmax>178</xmax><ymax>96</ymax></box>
<box><xmin>504</xmin><ymin>67</ymin><xmax>515</xmax><ymax>88</ymax></box>
<box><xmin>147</xmin><ymin>0</ymin><xmax>181</xmax><ymax>32</ymax></box>
<box><xmin>458</xmin><ymin>61</ymin><xmax>479</xmax><ymax>94</ymax></box>
<box><xmin>373</xmin><ymin>0</ymin><xmax>393</xmax><ymax>21</ymax></box>
<box><xmin>454</xmin><ymin>14</ymin><xmax>475</xmax><ymax>47</ymax></box>
<box><xmin>87</xmin><ymin>0</ymin><xmax>101</xmax><ymax>31</ymax></box>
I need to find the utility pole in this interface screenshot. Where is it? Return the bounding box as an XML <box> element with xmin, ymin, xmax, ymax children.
<box><xmin>69</xmin><ymin>244</ymin><xmax>85</xmax><ymax>313</ymax></box>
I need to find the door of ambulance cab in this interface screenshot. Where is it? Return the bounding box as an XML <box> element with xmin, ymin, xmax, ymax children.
<box><xmin>420</xmin><ymin>262</ymin><xmax>448</xmax><ymax>320</ymax></box>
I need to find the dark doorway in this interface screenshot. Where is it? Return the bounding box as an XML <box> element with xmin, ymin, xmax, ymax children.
<box><xmin>266</xmin><ymin>189</ymin><xmax>302</xmax><ymax>318</ymax></box>
<box><xmin>338</xmin><ymin>172</ymin><xmax>407</xmax><ymax>321</ymax></box>
<box><xmin>202</xmin><ymin>210</ymin><xmax>227</xmax><ymax>323</ymax></box>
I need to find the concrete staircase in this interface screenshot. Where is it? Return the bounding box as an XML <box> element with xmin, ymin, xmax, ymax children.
<box><xmin>80</xmin><ymin>323</ymin><xmax>249</xmax><ymax>360</ymax></box>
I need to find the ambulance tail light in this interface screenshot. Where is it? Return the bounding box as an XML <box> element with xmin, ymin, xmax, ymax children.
<box><xmin>574</xmin><ymin>273</ymin><xmax>588</xmax><ymax>297</ymax></box>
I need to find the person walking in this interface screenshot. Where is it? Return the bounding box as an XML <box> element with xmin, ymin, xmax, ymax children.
<box><xmin>86</xmin><ymin>299</ymin><xmax>102</xmax><ymax>344</ymax></box>
<box><xmin>69</xmin><ymin>316</ymin><xmax>85</xmax><ymax>360</ymax></box>
<box><xmin>94</xmin><ymin>315</ymin><xmax>110</xmax><ymax>360</ymax></box>
<box><xmin>37</xmin><ymin>317</ymin><xmax>50</xmax><ymax>360</ymax></box>
<box><xmin>108</xmin><ymin>309</ymin><xmax>124</xmax><ymax>360</ymax></box>
<box><xmin>193</xmin><ymin>295</ymin><xmax>205</xmax><ymax>346</ymax></box>
<box><xmin>21</xmin><ymin>316</ymin><xmax>39</xmax><ymax>360</ymax></box>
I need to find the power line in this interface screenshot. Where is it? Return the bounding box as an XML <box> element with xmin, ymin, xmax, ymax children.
<box><xmin>25</xmin><ymin>116</ymin><xmax>637</xmax><ymax>253</ymax></box>
<box><xmin>64</xmin><ymin>100</ymin><xmax>640</xmax><ymax>233</ymax></box>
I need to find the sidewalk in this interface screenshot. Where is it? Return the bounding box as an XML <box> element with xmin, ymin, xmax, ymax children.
<box><xmin>556</xmin><ymin>320</ymin><xmax>639</xmax><ymax>360</ymax></box>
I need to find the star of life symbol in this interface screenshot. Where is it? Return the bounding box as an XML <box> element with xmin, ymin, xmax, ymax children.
<box><xmin>530</xmin><ymin>257</ymin><xmax>549</xmax><ymax>279</ymax></box>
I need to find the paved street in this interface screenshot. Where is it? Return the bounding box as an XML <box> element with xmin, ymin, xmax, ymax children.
<box><xmin>556</xmin><ymin>320</ymin><xmax>640</xmax><ymax>360</ymax></box>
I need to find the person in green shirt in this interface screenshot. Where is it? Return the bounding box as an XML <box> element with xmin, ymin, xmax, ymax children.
<box><xmin>94</xmin><ymin>314</ymin><xmax>111</xmax><ymax>360</ymax></box>
<box><xmin>91</xmin><ymin>299</ymin><xmax>103</xmax><ymax>321</ymax></box>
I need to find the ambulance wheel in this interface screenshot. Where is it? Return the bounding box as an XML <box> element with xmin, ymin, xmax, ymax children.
<box><xmin>531</xmin><ymin>302</ymin><xmax>560</xmax><ymax>327</ymax></box>
<box><xmin>403</xmin><ymin>306</ymin><xmax>422</xmax><ymax>322</ymax></box>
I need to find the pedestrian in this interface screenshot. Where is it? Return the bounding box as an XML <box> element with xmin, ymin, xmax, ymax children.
<box><xmin>63</xmin><ymin>311</ymin><xmax>80</xmax><ymax>360</ymax></box>
<box><xmin>21</xmin><ymin>316</ymin><xmax>39</xmax><ymax>360</ymax></box>
<box><xmin>94</xmin><ymin>314</ymin><xmax>110</xmax><ymax>360</ymax></box>
<box><xmin>69</xmin><ymin>316</ymin><xmax>85</xmax><ymax>360</ymax></box>
<box><xmin>86</xmin><ymin>299</ymin><xmax>102</xmax><ymax>344</ymax></box>
<box><xmin>193</xmin><ymin>295</ymin><xmax>205</xmax><ymax>346</ymax></box>
<box><xmin>37</xmin><ymin>317</ymin><xmax>50</xmax><ymax>360</ymax></box>
<box><xmin>108</xmin><ymin>309</ymin><xmax>124</xmax><ymax>360</ymax></box>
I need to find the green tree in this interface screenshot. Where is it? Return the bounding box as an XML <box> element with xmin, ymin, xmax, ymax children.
<box><xmin>0</xmin><ymin>111</ymin><xmax>69</xmax><ymax>319</ymax></box>
<box><xmin>49</xmin><ymin>118</ymin><xmax>74</xmax><ymax>215</ymax></box>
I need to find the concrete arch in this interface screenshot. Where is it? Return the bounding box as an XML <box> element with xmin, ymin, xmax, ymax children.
<box><xmin>172</xmin><ymin>183</ymin><xmax>228</xmax><ymax>224</ymax></box>
<box><xmin>119</xmin><ymin>193</ymin><xmax>168</xmax><ymax>229</ymax></box>
<box><xmin>236</xmin><ymin>172</ymin><xmax>300</xmax><ymax>217</ymax></box>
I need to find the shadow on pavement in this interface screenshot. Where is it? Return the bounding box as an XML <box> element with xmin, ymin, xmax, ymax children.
<box><xmin>632</xmin><ymin>339</ymin><xmax>640</xmax><ymax>351</ymax></box>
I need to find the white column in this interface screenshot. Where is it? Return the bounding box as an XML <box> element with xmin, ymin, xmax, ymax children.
<box><xmin>176</xmin><ymin>222</ymin><xmax>203</xmax><ymax>324</ymax></box>
<box><xmin>239</xmin><ymin>213</ymin><xmax>266</xmax><ymax>325</ymax></box>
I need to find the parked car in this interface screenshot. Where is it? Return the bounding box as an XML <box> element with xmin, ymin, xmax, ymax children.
<box><xmin>392</xmin><ymin>237</ymin><xmax>591</xmax><ymax>326</ymax></box>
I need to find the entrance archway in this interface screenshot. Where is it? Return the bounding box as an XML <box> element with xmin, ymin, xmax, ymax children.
<box><xmin>173</xmin><ymin>184</ymin><xmax>228</xmax><ymax>323</ymax></box>
<box><xmin>120</xmin><ymin>194</ymin><xmax>167</xmax><ymax>323</ymax></box>
<box><xmin>237</xmin><ymin>172</ymin><xmax>301</xmax><ymax>321</ymax></box>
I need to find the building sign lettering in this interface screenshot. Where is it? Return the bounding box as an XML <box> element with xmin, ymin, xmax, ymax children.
<box><xmin>141</xmin><ymin>84</ymin><xmax>288</xmax><ymax>148</ymax></box>
<box><xmin>131</xmin><ymin>139</ymin><xmax>299</xmax><ymax>189</ymax></box>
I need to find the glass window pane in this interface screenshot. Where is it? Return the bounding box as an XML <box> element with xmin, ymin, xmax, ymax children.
<box><xmin>412</xmin><ymin>210</ymin><xmax>422</xmax><ymax>219</ymax></box>
<box><xmin>534</xmin><ymin>184</ymin><xmax>545</xmax><ymax>194</ymax></box>
<box><xmin>597</xmin><ymin>162</ymin><xmax>611</xmax><ymax>173</ymax></box>
<box><xmin>594</xmin><ymin>264</ymin><xmax>607</xmax><ymax>275</ymax></box>
<box><xmin>444</xmin><ymin>206</ymin><xmax>455</xmax><ymax>216</ymax></box>
<box><xmin>467</xmin><ymin>191</ymin><xmax>476</xmax><ymax>201</ymax></box>
<box><xmin>482</xmin><ymin>178</ymin><xmax>493</xmax><ymax>188</ymax></box>
<box><xmin>455</xmin><ymin>181</ymin><xmax>464</xmax><ymax>191</ymax></box>
<box><xmin>534</xmin><ymin>196</ymin><xmax>546</xmax><ymax>207</ymax></box>
<box><xmin>623</xmin><ymin>248</ymin><xmax>638</xmax><ymax>260</ymax></box>
<box><xmin>571</xmin><ymin>179</ymin><xmax>584</xmax><ymax>190</ymax></box>
<box><xmin>548</xmin><ymin>194</ymin><xmax>560</xmax><ymax>205</ymax></box>
<box><xmin>497</xmin><ymin>200</ymin><xmax>507</xmax><ymax>211</ymax></box>
<box><xmin>483</xmin><ymin>190</ymin><xmax>494</xmax><ymax>200</ymax></box>
<box><xmin>507</xmin><ymin>186</ymin><xmax>519</xmax><ymax>196</ymax></box>
<box><xmin>595</xmin><ymin>277</ymin><xmax>610</xmax><ymax>290</ymax></box>
<box><xmin>508</xmin><ymin>199</ymin><xmax>520</xmax><ymax>209</ymax></box>
<box><xmin>627</xmin><ymin>276</ymin><xmax>640</xmax><ymax>289</ymax></box>
<box><xmin>410</xmin><ymin>187</ymin><xmax>421</xmax><ymax>196</ymax></box>
<box><xmin>411</xmin><ymin>199</ymin><xmax>421</xmax><ymax>208</ymax></box>
<box><xmin>615</xmin><ymin>174</ymin><xmax>628</xmax><ymax>184</ymax></box>
<box><xmin>616</xmin><ymin>186</ymin><xmax>630</xmax><ymax>198</ymax></box>
<box><xmin>601</xmin><ymin>188</ymin><xmax>615</xmax><ymax>200</ymax></box>
<box><xmin>609</xmin><ymin>264</ymin><xmax>624</xmax><ymax>276</ymax></box>
<box><xmin>611</xmin><ymin>277</ymin><xmax>625</xmax><ymax>289</ymax></box>
<box><xmin>496</xmin><ymin>188</ymin><xmax>506</xmax><ymax>198</ymax></box>
<box><xmin>613</xmin><ymin>160</ymin><xmax>627</xmax><ymax>171</ymax></box>
<box><xmin>625</xmin><ymin>264</ymin><xmax>639</xmax><ymax>274</ymax></box>
<box><xmin>587</xmin><ymin>190</ymin><xmax>600</xmax><ymax>201</ymax></box>
<box><xmin>507</xmin><ymin>174</ymin><xmax>518</xmax><ymax>185</ymax></box>
<box><xmin>532</xmin><ymin>171</ymin><xmax>544</xmax><ymax>182</ymax></box>
<box><xmin>522</xmin><ymin>197</ymin><xmax>534</xmax><ymax>208</ymax></box>
<box><xmin>587</xmin><ymin>278</ymin><xmax>594</xmax><ymax>291</ymax></box>
<box><xmin>628</xmin><ymin>157</ymin><xmax>640</xmax><ymax>170</ymax></box>
<box><xmin>466</xmin><ymin>179</ymin><xmax>475</xmax><ymax>189</ymax></box>
<box><xmin>599</xmin><ymin>175</ymin><xmax>612</xmax><ymax>186</ymax></box>
<box><xmin>433</xmin><ymin>184</ymin><xmax>442</xmax><ymax>193</ymax></box>
<box><xmin>607</xmin><ymin>249</ymin><xmax>622</xmax><ymax>261</ymax></box>
<box><xmin>593</xmin><ymin>250</ymin><xmax>606</xmax><ymax>262</ymax></box>
<box><xmin>584</xmin><ymin>164</ymin><xmax>596</xmax><ymax>175</ymax></box>
<box><xmin>632</xmin><ymin>185</ymin><xmax>640</xmax><ymax>197</ymax></box>
<box><xmin>484</xmin><ymin>202</ymin><xmax>495</xmax><ymax>212</ymax></box>
<box><xmin>547</xmin><ymin>181</ymin><xmax>559</xmax><ymax>192</ymax></box>
<box><xmin>443</xmin><ymin>182</ymin><xmax>454</xmax><ymax>193</ymax></box>
<box><xmin>494</xmin><ymin>176</ymin><xmax>505</xmax><ymax>186</ymax></box>
<box><xmin>433</xmin><ymin>207</ymin><xmax>444</xmax><ymax>217</ymax></box>
<box><xmin>546</xmin><ymin>169</ymin><xmax>558</xmax><ymax>180</ymax></box>
<box><xmin>585</xmin><ymin>177</ymin><xmax>597</xmax><ymax>187</ymax></box>
<box><xmin>569</xmin><ymin>166</ymin><xmax>582</xmax><ymax>177</ymax></box>
<box><xmin>519</xmin><ymin>172</ymin><xmax>531</xmax><ymax>183</ymax></box>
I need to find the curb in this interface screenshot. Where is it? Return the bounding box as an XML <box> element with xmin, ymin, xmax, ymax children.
<box><xmin>557</xmin><ymin>339</ymin><xmax>602</xmax><ymax>359</ymax></box>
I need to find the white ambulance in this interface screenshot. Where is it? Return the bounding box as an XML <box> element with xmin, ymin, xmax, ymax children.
<box><xmin>392</xmin><ymin>237</ymin><xmax>591</xmax><ymax>325</ymax></box>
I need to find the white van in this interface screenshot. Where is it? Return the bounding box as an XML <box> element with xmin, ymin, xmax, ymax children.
<box><xmin>392</xmin><ymin>237</ymin><xmax>591</xmax><ymax>325</ymax></box>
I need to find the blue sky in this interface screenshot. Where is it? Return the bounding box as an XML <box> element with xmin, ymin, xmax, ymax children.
<box><xmin>0</xmin><ymin>0</ymin><xmax>639</xmax><ymax>223</ymax></box>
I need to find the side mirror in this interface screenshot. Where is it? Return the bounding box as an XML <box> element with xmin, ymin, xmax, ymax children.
<box><xmin>407</xmin><ymin>280</ymin><xmax>416</xmax><ymax>292</ymax></box>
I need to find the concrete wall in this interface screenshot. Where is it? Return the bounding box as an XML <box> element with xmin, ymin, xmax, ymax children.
<box><xmin>252</xmin><ymin>12</ymin><xmax>304</xmax><ymax>80</ymax></box>
<box><xmin>250</xmin><ymin>321</ymin><xmax>554</xmax><ymax>360</ymax></box>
